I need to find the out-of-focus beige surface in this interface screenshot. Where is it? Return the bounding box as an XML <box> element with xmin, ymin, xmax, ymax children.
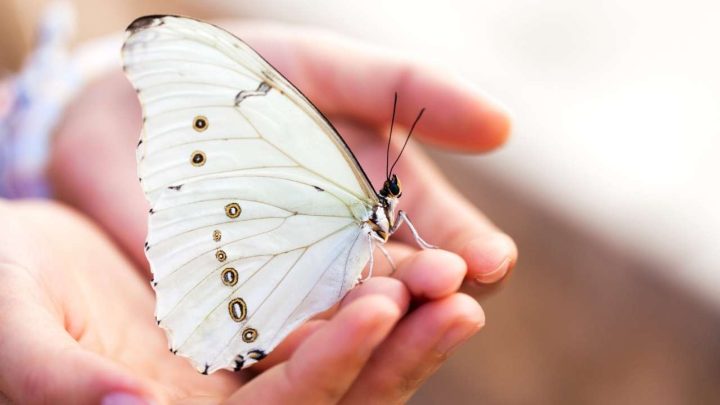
<box><xmin>412</xmin><ymin>154</ymin><xmax>720</xmax><ymax>404</ymax></box>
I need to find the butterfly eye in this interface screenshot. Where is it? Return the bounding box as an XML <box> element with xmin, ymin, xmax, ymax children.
<box><xmin>193</xmin><ymin>115</ymin><xmax>209</xmax><ymax>132</ymax></box>
<box><xmin>191</xmin><ymin>151</ymin><xmax>206</xmax><ymax>166</ymax></box>
<box><xmin>242</xmin><ymin>328</ymin><xmax>258</xmax><ymax>343</ymax></box>
<box><xmin>389</xmin><ymin>181</ymin><xmax>401</xmax><ymax>196</ymax></box>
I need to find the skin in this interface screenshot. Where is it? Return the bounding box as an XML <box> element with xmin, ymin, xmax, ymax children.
<box><xmin>0</xmin><ymin>22</ymin><xmax>517</xmax><ymax>404</ymax></box>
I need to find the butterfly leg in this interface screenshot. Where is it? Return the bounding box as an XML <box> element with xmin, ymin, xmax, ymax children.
<box><xmin>359</xmin><ymin>237</ymin><xmax>375</xmax><ymax>284</ymax></box>
<box><xmin>376</xmin><ymin>243</ymin><xmax>397</xmax><ymax>274</ymax></box>
<box><xmin>394</xmin><ymin>211</ymin><xmax>437</xmax><ymax>249</ymax></box>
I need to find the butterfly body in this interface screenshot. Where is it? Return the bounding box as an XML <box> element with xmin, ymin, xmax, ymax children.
<box><xmin>123</xmin><ymin>15</ymin><xmax>429</xmax><ymax>374</ymax></box>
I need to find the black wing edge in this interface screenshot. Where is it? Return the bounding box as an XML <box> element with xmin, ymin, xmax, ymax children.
<box><xmin>127</xmin><ymin>14</ymin><xmax>178</xmax><ymax>32</ymax></box>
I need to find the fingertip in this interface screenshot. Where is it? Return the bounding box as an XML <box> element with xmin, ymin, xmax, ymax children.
<box><xmin>395</xmin><ymin>249</ymin><xmax>466</xmax><ymax>299</ymax></box>
<box><xmin>450</xmin><ymin>293</ymin><xmax>486</xmax><ymax>328</ymax></box>
<box><xmin>406</xmin><ymin>69</ymin><xmax>513</xmax><ymax>152</ymax></box>
<box><xmin>462</xmin><ymin>232</ymin><xmax>517</xmax><ymax>285</ymax></box>
<box><xmin>459</xmin><ymin>77</ymin><xmax>513</xmax><ymax>150</ymax></box>
<box><xmin>434</xmin><ymin>293</ymin><xmax>486</xmax><ymax>354</ymax></box>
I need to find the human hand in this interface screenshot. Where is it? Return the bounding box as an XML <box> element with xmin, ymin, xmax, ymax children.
<box><xmin>46</xmin><ymin>20</ymin><xmax>517</xmax><ymax>403</ymax></box>
<box><xmin>0</xmin><ymin>200</ymin><xmax>480</xmax><ymax>404</ymax></box>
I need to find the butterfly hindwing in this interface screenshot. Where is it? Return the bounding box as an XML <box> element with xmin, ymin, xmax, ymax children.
<box><xmin>123</xmin><ymin>15</ymin><xmax>376</xmax><ymax>372</ymax></box>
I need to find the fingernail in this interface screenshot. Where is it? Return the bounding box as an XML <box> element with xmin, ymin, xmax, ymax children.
<box><xmin>101</xmin><ymin>392</ymin><xmax>155</xmax><ymax>405</ymax></box>
<box><xmin>466</xmin><ymin>235</ymin><xmax>514</xmax><ymax>284</ymax></box>
<box><xmin>475</xmin><ymin>256</ymin><xmax>510</xmax><ymax>284</ymax></box>
<box><xmin>436</xmin><ymin>322</ymin><xmax>481</xmax><ymax>354</ymax></box>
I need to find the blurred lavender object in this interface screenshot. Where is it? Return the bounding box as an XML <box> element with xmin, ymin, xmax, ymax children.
<box><xmin>0</xmin><ymin>1</ymin><xmax>79</xmax><ymax>198</ymax></box>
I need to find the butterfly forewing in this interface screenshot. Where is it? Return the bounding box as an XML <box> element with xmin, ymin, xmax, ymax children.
<box><xmin>123</xmin><ymin>15</ymin><xmax>376</xmax><ymax>373</ymax></box>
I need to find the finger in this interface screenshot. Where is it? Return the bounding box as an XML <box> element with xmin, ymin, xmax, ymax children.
<box><xmin>225</xmin><ymin>295</ymin><xmax>402</xmax><ymax>405</ymax></box>
<box><xmin>397</xmin><ymin>149</ymin><xmax>519</xmax><ymax>285</ymax></box>
<box><xmin>232</xmin><ymin>22</ymin><xmax>511</xmax><ymax>152</ymax></box>
<box><xmin>341</xmin><ymin>293</ymin><xmax>484</xmax><ymax>404</ymax></box>
<box><xmin>252</xmin><ymin>277</ymin><xmax>410</xmax><ymax>372</ymax></box>
<box><xmin>391</xmin><ymin>249</ymin><xmax>466</xmax><ymax>300</ymax></box>
<box><xmin>0</xmin><ymin>265</ymin><xmax>156</xmax><ymax>405</ymax></box>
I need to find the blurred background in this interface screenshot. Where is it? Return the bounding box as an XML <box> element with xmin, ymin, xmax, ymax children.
<box><xmin>2</xmin><ymin>0</ymin><xmax>719</xmax><ymax>403</ymax></box>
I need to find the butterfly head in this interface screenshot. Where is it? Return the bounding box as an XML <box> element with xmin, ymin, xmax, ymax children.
<box><xmin>380</xmin><ymin>174</ymin><xmax>402</xmax><ymax>199</ymax></box>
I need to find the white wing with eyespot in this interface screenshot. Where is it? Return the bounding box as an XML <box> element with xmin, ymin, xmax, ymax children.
<box><xmin>122</xmin><ymin>15</ymin><xmax>377</xmax><ymax>373</ymax></box>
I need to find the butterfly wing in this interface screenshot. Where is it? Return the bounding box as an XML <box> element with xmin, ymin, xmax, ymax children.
<box><xmin>123</xmin><ymin>15</ymin><xmax>377</xmax><ymax>373</ymax></box>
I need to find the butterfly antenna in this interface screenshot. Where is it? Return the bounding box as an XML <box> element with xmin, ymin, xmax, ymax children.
<box><xmin>386</xmin><ymin>92</ymin><xmax>398</xmax><ymax>180</ymax></box>
<box><xmin>389</xmin><ymin>107</ymin><xmax>425</xmax><ymax>176</ymax></box>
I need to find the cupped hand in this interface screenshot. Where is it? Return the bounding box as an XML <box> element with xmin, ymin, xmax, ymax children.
<box><xmin>0</xmin><ymin>200</ymin><xmax>481</xmax><ymax>404</ymax></box>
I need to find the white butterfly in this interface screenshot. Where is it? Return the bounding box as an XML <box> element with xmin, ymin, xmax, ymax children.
<box><xmin>122</xmin><ymin>15</ymin><xmax>433</xmax><ymax>374</ymax></box>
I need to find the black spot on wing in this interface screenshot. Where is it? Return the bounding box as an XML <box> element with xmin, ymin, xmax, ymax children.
<box><xmin>233</xmin><ymin>355</ymin><xmax>245</xmax><ymax>372</ymax></box>
<box><xmin>168</xmin><ymin>184</ymin><xmax>183</xmax><ymax>191</ymax></box>
<box><xmin>235</xmin><ymin>81</ymin><xmax>272</xmax><ymax>105</ymax></box>
<box><xmin>247</xmin><ymin>349</ymin><xmax>267</xmax><ymax>361</ymax></box>
<box><xmin>202</xmin><ymin>364</ymin><xmax>210</xmax><ymax>375</ymax></box>
<box><xmin>126</xmin><ymin>15</ymin><xmax>166</xmax><ymax>32</ymax></box>
<box><xmin>313</xmin><ymin>185</ymin><xmax>325</xmax><ymax>192</ymax></box>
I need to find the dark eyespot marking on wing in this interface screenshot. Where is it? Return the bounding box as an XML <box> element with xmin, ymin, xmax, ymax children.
<box><xmin>216</xmin><ymin>249</ymin><xmax>227</xmax><ymax>262</ymax></box>
<box><xmin>234</xmin><ymin>81</ymin><xmax>271</xmax><ymax>105</ymax></box>
<box><xmin>193</xmin><ymin>115</ymin><xmax>209</xmax><ymax>132</ymax></box>
<box><xmin>191</xmin><ymin>151</ymin><xmax>206</xmax><ymax>166</ymax></box>
<box><xmin>223</xmin><ymin>268</ymin><xmax>239</xmax><ymax>287</ymax></box>
<box><xmin>242</xmin><ymin>328</ymin><xmax>258</xmax><ymax>343</ymax></box>
<box><xmin>225</xmin><ymin>202</ymin><xmax>241</xmax><ymax>218</ymax></box>
<box><xmin>228</xmin><ymin>297</ymin><xmax>247</xmax><ymax>322</ymax></box>
<box><xmin>213</xmin><ymin>229</ymin><xmax>222</xmax><ymax>242</ymax></box>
